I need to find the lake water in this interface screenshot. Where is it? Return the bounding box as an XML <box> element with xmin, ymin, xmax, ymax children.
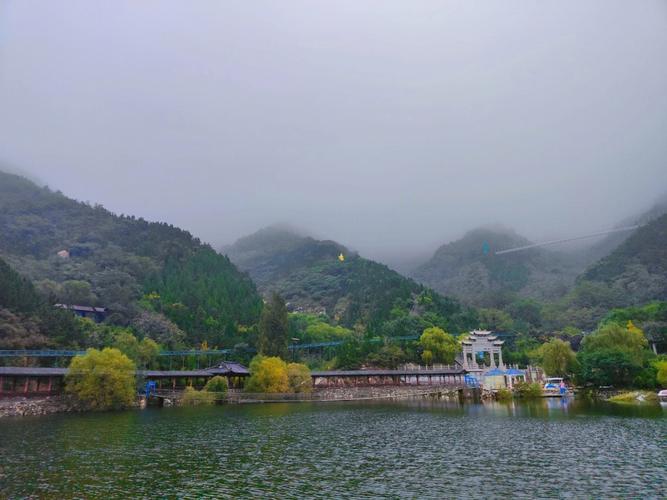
<box><xmin>1</xmin><ymin>398</ymin><xmax>665</xmax><ymax>498</ymax></box>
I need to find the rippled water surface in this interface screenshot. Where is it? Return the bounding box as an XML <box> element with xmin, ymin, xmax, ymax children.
<box><xmin>1</xmin><ymin>399</ymin><xmax>665</xmax><ymax>498</ymax></box>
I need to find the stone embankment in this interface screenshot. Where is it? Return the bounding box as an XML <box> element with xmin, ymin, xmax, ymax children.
<box><xmin>314</xmin><ymin>385</ymin><xmax>479</xmax><ymax>402</ymax></box>
<box><xmin>0</xmin><ymin>396</ymin><xmax>84</xmax><ymax>418</ymax></box>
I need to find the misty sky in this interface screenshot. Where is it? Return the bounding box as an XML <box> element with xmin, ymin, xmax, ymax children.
<box><xmin>1</xmin><ymin>1</ymin><xmax>666</xmax><ymax>265</ymax></box>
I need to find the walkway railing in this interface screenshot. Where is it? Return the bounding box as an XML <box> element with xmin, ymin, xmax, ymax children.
<box><xmin>0</xmin><ymin>336</ymin><xmax>422</xmax><ymax>358</ymax></box>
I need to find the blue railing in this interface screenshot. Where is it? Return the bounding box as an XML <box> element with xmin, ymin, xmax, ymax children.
<box><xmin>0</xmin><ymin>335</ymin><xmax>422</xmax><ymax>358</ymax></box>
<box><xmin>0</xmin><ymin>349</ymin><xmax>86</xmax><ymax>357</ymax></box>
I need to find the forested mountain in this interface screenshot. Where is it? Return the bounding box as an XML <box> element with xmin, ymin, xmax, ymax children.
<box><xmin>0</xmin><ymin>256</ymin><xmax>83</xmax><ymax>348</ymax></box>
<box><xmin>580</xmin><ymin>213</ymin><xmax>667</xmax><ymax>304</ymax></box>
<box><xmin>223</xmin><ymin>225</ymin><xmax>347</xmax><ymax>289</ymax></box>
<box><xmin>224</xmin><ymin>226</ymin><xmax>476</xmax><ymax>334</ymax></box>
<box><xmin>577</xmin><ymin>193</ymin><xmax>667</xmax><ymax>266</ymax></box>
<box><xmin>411</xmin><ymin>226</ymin><xmax>581</xmax><ymax>307</ymax></box>
<box><xmin>535</xmin><ymin>204</ymin><xmax>667</xmax><ymax>332</ymax></box>
<box><xmin>0</xmin><ymin>171</ymin><xmax>262</xmax><ymax>347</ymax></box>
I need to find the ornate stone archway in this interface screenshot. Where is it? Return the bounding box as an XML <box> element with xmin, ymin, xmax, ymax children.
<box><xmin>460</xmin><ymin>330</ymin><xmax>504</xmax><ymax>370</ymax></box>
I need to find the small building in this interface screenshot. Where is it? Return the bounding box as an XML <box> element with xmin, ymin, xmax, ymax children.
<box><xmin>206</xmin><ymin>361</ymin><xmax>251</xmax><ymax>389</ymax></box>
<box><xmin>481</xmin><ymin>367</ymin><xmax>526</xmax><ymax>390</ymax></box>
<box><xmin>54</xmin><ymin>304</ymin><xmax>108</xmax><ymax>323</ymax></box>
<box><xmin>504</xmin><ymin>368</ymin><xmax>526</xmax><ymax>389</ymax></box>
<box><xmin>483</xmin><ymin>368</ymin><xmax>507</xmax><ymax>389</ymax></box>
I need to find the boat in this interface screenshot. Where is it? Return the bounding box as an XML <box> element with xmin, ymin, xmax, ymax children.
<box><xmin>658</xmin><ymin>390</ymin><xmax>667</xmax><ymax>406</ymax></box>
<box><xmin>542</xmin><ymin>377</ymin><xmax>570</xmax><ymax>397</ymax></box>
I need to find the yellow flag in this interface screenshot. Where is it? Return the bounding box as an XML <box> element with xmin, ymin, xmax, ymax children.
<box><xmin>338</xmin><ymin>253</ymin><xmax>345</xmax><ymax>262</ymax></box>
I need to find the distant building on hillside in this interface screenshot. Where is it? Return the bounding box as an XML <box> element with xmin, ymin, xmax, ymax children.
<box><xmin>54</xmin><ymin>304</ymin><xmax>108</xmax><ymax>323</ymax></box>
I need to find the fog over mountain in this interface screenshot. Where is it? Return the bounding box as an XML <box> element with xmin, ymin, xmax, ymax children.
<box><xmin>1</xmin><ymin>0</ymin><xmax>666</xmax><ymax>267</ymax></box>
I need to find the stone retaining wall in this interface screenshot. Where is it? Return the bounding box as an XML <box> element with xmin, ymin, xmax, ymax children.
<box><xmin>0</xmin><ymin>395</ymin><xmax>85</xmax><ymax>418</ymax></box>
<box><xmin>314</xmin><ymin>385</ymin><xmax>475</xmax><ymax>401</ymax></box>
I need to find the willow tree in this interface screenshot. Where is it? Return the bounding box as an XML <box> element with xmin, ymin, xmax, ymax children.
<box><xmin>581</xmin><ymin>321</ymin><xmax>648</xmax><ymax>365</ymax></box>
<box><xmin>533</xmin><ymin>338</ymin><xmax>578</xmax><ymax>377</ymax></box>
<box><xmin>419</xmin><ymin>327</ymin><xmax>459</xmax><ymax>365</ymax></box>
<box><xmin>66</xmin><ymin>348</ymin><xmax>136</xmax><ymax>410</ymax></box>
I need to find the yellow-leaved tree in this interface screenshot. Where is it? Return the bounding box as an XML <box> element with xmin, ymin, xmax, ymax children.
<box><xmin>287</xmin><ymin>362</ymin><xmax>313</xmax><ymax>393</ymax></box>
<box><xmin>66</xmin><ymin>348</ymin><xmax>136</xmax><ymax>410</ymax></box>
<box><xmin>244</xmin><ymin>355</ymin><xmax>290</xmax><ymax>393</ymax></box>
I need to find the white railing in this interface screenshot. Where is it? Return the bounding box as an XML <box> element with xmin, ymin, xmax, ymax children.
<box><xmin>399</xmin><ymin>363</ymin><xmax>459</xmax><ymax>372</ymax></box>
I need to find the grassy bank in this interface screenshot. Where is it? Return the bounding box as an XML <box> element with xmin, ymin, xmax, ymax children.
<box><xmin>608</xmin><ymin>391</ymin><xmax>659</xmax><ymax>405</ymax></box>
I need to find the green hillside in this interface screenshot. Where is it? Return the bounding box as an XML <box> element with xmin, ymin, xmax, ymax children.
<box><xmin>224</xmin><ymin>226</ymin><xmax>476</xmax><ymax>334</ymax></box>
<box><xmin>580</xmin><ymin>213</ymin><xmax>667</xmax><ymax>303</ymax></box>
<box><xmin>0</xmin><ymin>256</ymin><xmax>83</xmax><ymax>348</ymax></box>
<box><xmin>412</xmin><ymin>226</ymin><xmax>580</xmax><ymax>306</ymax></box>
<box><xmin>0</xmin><ymin>171</ymin><xmax>262</xmax><ymax>347</ymax></box>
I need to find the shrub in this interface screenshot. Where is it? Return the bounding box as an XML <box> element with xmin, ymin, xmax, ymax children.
<box><xmin>496</xmin><ymin>388</ymin><xmax>513</xmax><ymax>401</ymax></box>
<box><xmin>287</xmin><ymin>363</ymin><xmax>313</xmax><ymax>393</ymax></box>
<box><xmin>633</xmin><ymin>365</ymin><xmax>658</xmax><ymax>390</ymax></box>
<box><xmin>514</xmin><ymin>381</ymin><xmax>543</xmax><ymax>399</ymax></box>
<box><xmin>656</xmin><ymin>360</ymin><xmax>667</xmax><ymax>387</ymax></box>
<box><xmin>181</xmin><ymin>386</ymin><xmax>216</xmax><ymax>405</ymax></box>
<box><xmin>203</xmin><ymin>376</ymin><xmax>229</xmax><ymax>400</ymax></box>
<box><xmin>66</xmin><ymin>348</ymin><xmax>136</xmax><ymax>410</ymax></box>
<box><xmin>609</xmin><ymin>391</ymin><xmax>659</xmax><ymax>405</ymax></box>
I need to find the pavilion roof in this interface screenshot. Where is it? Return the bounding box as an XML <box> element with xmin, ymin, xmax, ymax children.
<box><xmin>207</xmin><ymin>361</ymin><xmax>250</xmax><ymax>376</ymax></box>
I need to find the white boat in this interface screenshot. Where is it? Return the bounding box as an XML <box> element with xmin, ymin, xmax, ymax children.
<box><xmin>543</xmin><ymin>377</ymin><xmax>569</xmax><ymax>397</ymax></box>
<box><xmin>658</xmin><ymin>390</ymin><xmax>667</xmax><ymax>406</ymax></box>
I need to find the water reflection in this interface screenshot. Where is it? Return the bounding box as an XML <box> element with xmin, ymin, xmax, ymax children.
<box><xmin>0</xmin><ymin>399</ymin><xmax>664</xmax><ymax>498</ymax></box>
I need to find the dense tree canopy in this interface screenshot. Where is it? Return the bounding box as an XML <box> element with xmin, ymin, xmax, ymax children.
<box><xmin>258</xmin><ymin>293</ymin><xmax>289</xmax><ymax>358</ymax></box>
<box><xmin>245</xmin><ymin>355</ymin><xmax>290</xmax><ymax>393</ymax></box>
<box><xmin>0</xmin><ymin>170</ymin><xmax>262</xmax><ymax>347</ymax></box>
<box><xmin>577</xmin><ymin>349</ymin><xmax>642</xmax><ymax>388</ymax></box>
<box><xmin>656</xmin><ymin>361</ymin><xmax>667</xmax><ymax>387</ymax></box>
<box><xmin>532</xmin><ymin>339</ymin><xmax>578</xmax><ymax>378</ymax></box>
<box><xmin>581</xmin><ymin>322</ymin><xmax>648</xmax><ymax>365</ymax></box>
<box><xmin>0</xmin><ymin>256</ymin><xmax>85</xmax><ymax>348</ymax></box>
<box><xmin>419</xmin><ymin>327</ymin><xmax>459</xmax><ymax>365</ymax></box>
<box><xmin>65</xmin><ymin>348</ymin><xmax>136</xmax><ymax>410</ymax></box>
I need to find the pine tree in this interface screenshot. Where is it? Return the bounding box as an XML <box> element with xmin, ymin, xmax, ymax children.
<box><xmin>258</xmin><ymin>293</ymin><xmax>289</xmax><ymax>359</ymax></box>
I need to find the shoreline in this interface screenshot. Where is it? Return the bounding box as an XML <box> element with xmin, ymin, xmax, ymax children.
<box><xmin>1</xmin><ymin>386</ymin><xmax>479</xmax><ymax>418</ymax></box>
<box><xmin>4</xmin><ymin>386</ymin><xmax>663</xmax><ymax>418</ymax></box>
